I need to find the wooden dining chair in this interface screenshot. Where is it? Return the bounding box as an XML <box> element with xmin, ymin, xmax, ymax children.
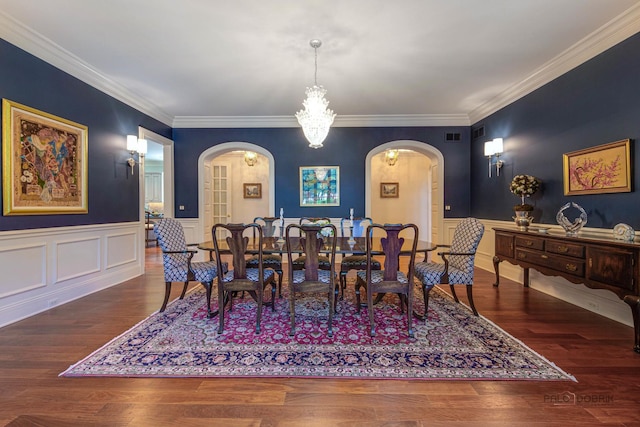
<box><xmin>211</xmin><ymin>223</ymin><xmax>276</xmax><ymax>334</ymax></box>
<box><xmin>246</xmin><ymin>216</ymin><xmax>284</xmax><ymax>298</ymax></box>
<box><xmin>291</xmin><ymin>217</ymin><xmax>332</xmax><ymax>271</ymax></box>
<box><xmin>338</xmin><ymin>217</ymin><xmax>380</xmax><ymax>299</ymax></box>
<box><xmin>414</xmin><ymin>217</ymin><xmax>485</xmax><ymax>318</ymax></box>
<box><xmin>355</xmin><ymin>223</ymin><xmax>419</xmax><ymax>338</ymax></box>
<box><xmin>285</xmin><ymin>223</ymin><xmax>338</xmax><ymax>337</ymax></box>
<box><xmin>154</xmin><ymin>218</ymin><xmax>223</xmax><ymax>315</ymax></box>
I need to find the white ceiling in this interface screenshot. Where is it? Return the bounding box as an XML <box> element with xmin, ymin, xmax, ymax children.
<box><xmin>1</xmin><ymin>0</ymin><xmax>639</xmax><ymax>127</ymax></box>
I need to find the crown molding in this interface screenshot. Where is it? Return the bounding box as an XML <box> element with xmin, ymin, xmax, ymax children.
<box><xmin>172</xmin><ymin>114</ymin><xmax>470</xmax><ymax>128</ymax></box>
<box><xmin>468</xmin><ymin>3</ymin><xmax>640</xmax><ymax>124</ymax></box>
<box><xmin>0</xmin><ymin>11</ymin><xmax>174</xmax><ymax>126</ymax></box>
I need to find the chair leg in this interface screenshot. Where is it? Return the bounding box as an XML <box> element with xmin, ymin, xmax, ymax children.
<box><xmin>466</xmin><ymin>285</ymin><xmax>478</xmax><ymax>316</ymax></box>
<box><xmin>339</xmin><ymin>271</ymin><xmax>347</xmax><ymax>300</ymax></box>
<box><xmin>217</xmin><ymin>286</ymin><xmax>225</xmax><ymax>333</ymax></box>
<box><xmin>406</xmin><ymin>289</ymin><xmax>414</xmax><ymax>338</ymax></box>
<box><xmin>270</xmin><ymin>277</ymin><xmax>276</xmax><ymax>311</ymax></box>
<box><xmin>327</xmin><ymin>290</ymin><xmax>334</xmax><ymax>337</ymax></box>
<box><xmin>289</xmin><ymin>290</ymin><xmax>296</xmax><ymax>336</ymax></box>
<box><xmin>179</xmin><ymin>281</ymin><xmax>189</xmax><ymax>299</ymax></box>
<box><xmin>160</xmin><ymin>282</ymin><xmax>172</xmax><ymax>312</ymax></box>
<box><xmin>355</xmin><ymin>277</ymin><xmax>364</xmax><ymax>313</ymax></box>
<box><xmin>276</xmin><ymin>268</ymin><xmax>283</xmax><ymax>298</ymax></box>
<box><xmin>449</xmin><ymin>284</ymin><xmax>460</xmax><ymax>303</ymax></box>
<box><xmin>368</xmin><ymin>288</ymin><xmax>376</xmax><ymax>337</ymax></box>
<box><xmin>422</xmin><ymin>285</ymin><xmax>433</xmax><ymax>320</ymax></box>
<box><xmin>203</xmin><ymin>281</ymin><xmax>216</xmax><ymax>318</ymax></box>
<box><xmin>256</xmin><ymin>287</ymin><xmax>263</xmax><ymax>335</ymax></box>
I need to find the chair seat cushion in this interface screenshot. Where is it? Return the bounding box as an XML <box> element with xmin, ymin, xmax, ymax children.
<box><xmin>414</xmin><ymin>261</ymin><xmax>474</xmax><ymax>287</ymax></box>
<box><xmin>246</xmin><ymin>254</ymin><xmax>282</xmax><ymax>268</ymax></box>
<box><xmin>191</xmin><ymin>260</ymin><xmax>223</xmax><ymax>283</ymax></box>
<box><xmin>292</xmin><ymin>269</ymin><xmax>334</xmax><ymax>284</ymax></box>
<box><xmin>340</xmin><ymin>255</ymin><xmax>381</xmax><ymax>271</ymax></box>
<box><xmin>221</xmin><ymin>268</ymin><xmax>275</xmax><ymax>283</ymax></box>
<box><xmin>356</xmin><ymin>269</ymin><xmax>408</xmax><ymax>284</ymax></box>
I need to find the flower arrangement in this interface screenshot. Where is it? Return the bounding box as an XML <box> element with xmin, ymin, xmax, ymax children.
<box><xmin>510</xmin><ymin>174</ymin><xmax>540</xmax><ymax>211</ymax></box>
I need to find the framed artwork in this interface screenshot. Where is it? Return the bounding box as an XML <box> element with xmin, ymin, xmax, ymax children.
<box><xmin>563</xmin><ymin>139</ymin><xmax>632</xmax><ymax>195</ymax></box>
<box><xmin>299</xmin><ymin>166</ymin><xmax>340</xmax><ymax>206</ymax></box>
<box><xmin>380</xmin><ymin>182</ymin><xmax>399</xmax><ymax>198</ymax></box>
<box><xmin>2</xmin><ymin>99</ymin><xmax>88</xmax><ymax>215</ymax></box>
<box><xmin>243</xmin><ymin>183</ymin><xmax>262</xmax><ymax>199</ymax></box>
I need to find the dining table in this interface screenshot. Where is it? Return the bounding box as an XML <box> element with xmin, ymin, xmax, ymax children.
<box><xmin>198</xmin><ymin>236</ymin><xmax>435</xmax><ymax>259</ymax></box>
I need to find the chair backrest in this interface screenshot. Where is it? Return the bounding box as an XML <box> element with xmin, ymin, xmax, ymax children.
<box><xmin>253</xmin><ymin>217</ymin><xmax>277</xmax><ymax>238</ymax></box>
<box><xmin>365</xmin><ymin>223</ymin><xmax>419</xmax><ymax>281</ymax></box>
<box><xmin>340</xmin><ymin>217</ymin><xmax>374</xmax><ymax>238</ymax></box>
<box><xmin>212</xmin><ymin>223</ymin><xmax>264</xmax><ymax>280</ymax></box>
<box><xmin>286</xmin><ymin>223</ymin><xmax>337</xmax><ymax>281</ymax></box>
<box><xmin>449</xmin><ymin>218</ymin><xmax>485</xmax><ymax>273</ymax></box>
<box><xmin>154</xmin><ymin>218</ymin><xmax>187</xmax><ymax>252</ymax></box>
<box><xmin>154</xmin><ymin>218</ymin><xmax>190</xmax><ymax>280</ymax></box>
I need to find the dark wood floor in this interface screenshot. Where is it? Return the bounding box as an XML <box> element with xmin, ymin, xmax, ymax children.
<box><xmin>1</xmin><ymin>247</ymin><xmax>639</xmax><ymax>426</ymax></box>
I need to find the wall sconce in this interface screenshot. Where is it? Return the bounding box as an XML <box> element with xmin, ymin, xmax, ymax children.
<box><xmin>484</xmin><ymin>138</ymin><xmax>504</xmax><ymax>177</ymax></box>
<box><xmin>385</xmin><ymin>149</ymin><xmax>399</xmax><ymax>166</ymax></box>
<box><xmin>126</xmin><ymin>135</ymin><xmax>147</xmax><ymax>175</ymax></box>
<box><xmin>244</xmin><ymin>151</ymin><xmax>258</xmax><ymax>166</ymax></box>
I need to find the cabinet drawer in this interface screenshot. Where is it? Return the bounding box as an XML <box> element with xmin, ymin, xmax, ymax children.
<box><xmin>516</xmin><ymin>249</ymin><xmax>585</xmax><ymax>277</ymax></box>
<box><xmin>515</xmin><ymin>236</ymin><xmax>544</xmax><ymax>251</ymax></box>
<box><xmin>546</xmin><ymin>239</ymin><xmax>585</xmax><ymax>258</ymax></box>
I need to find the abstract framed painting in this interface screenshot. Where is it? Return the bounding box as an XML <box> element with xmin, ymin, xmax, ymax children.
<box><xmin>563</xmin><ymin>139</ymin><xmax>631</xmax><ymax>195</ymax></box>
<box><xmin>299</xmin><ymin>166</ymin><xmax>339</xmax><ymax>207</ymax></box>
<box><xmin>2</xmin><ymin>99</ymin><xmax>88</xmax><ymax>215</ymax></box>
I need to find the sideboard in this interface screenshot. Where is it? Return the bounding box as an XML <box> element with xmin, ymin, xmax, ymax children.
<box><xmin>492</xmin><ymin>227</ymin><xmax>640</xmax><ymax>353</ymax></box>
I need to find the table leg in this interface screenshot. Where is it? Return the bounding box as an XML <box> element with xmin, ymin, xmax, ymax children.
<box><xmin>623</xmin><ymin>295</ymin><xmax>640</xmax><ymax>353</ymax></box>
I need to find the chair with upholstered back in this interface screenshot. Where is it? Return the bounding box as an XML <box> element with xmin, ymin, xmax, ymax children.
<box><xmin>291</xmin><ymin>217</ymin><xmax>332</xmax><ymax>271</ymax></box>
<box><xmin>355</xmin><ymin>223</ymin><xmax>419</xmax><ymax>338</ymax></box>
<box><xmin>212</xmin><ymin>223</ymin><xmax>276</xmax><ymax>334</ymax></box>
<box><xmin>246</xmin><ymin>216</ymin><xmax>283</xmax><ymax>298</ymax></box>
<box><xmin>338</xmin><ymin>217</ymin><xmax>380</xmax><ymax>299</ymax></box>
<box><xmin>154</xmin><ymin>218</ymin><xmax>222</xmax><ymax>315</ymax></box>
<box><xmin>285</xmin><ymin>222</ymin><xmax>338</xmax><ymax>337</ymax></box>
<box><xmin>414</xmin><ymin>217</ymin><xmax>485</xmax><ymax>318</ymax></box>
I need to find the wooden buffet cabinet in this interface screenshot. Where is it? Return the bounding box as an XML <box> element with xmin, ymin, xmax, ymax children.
<box><xmin>492</xmin><ymin>227</ymin><xmax>640</xmax><ymax>353</ymax></box>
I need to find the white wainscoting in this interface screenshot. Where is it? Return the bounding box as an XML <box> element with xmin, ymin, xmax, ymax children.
<box><xmin>472</xmin><ymin>219</ymin><xmax>633</xmax><ymax>327</ymax></box>
<box><xmin>0</xmin><ymin>222</ymin><xmax>143</xmax><ymax>328</ymax></box>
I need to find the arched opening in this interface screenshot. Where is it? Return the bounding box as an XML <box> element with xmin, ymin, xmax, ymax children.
<box><xmin>366</xmin><ymin>140</ymin><xmax>444</xmax><ymax>244</ymax></box>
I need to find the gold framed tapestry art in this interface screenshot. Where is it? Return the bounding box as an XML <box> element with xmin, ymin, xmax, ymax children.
<box><xmin>2</xmin><ymin>99</ymin><xmax>88</xmax><ymax>215</ymax></box>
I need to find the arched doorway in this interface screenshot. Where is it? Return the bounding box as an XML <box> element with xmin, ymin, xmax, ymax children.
<box><xmin>197</xmin><ymin>142</ymin><xmax>275</xmax><ymax>241</ymax></box>
<box><xmin>366</xmin><ymin>140</ymin><xmax>444</xmax><ymax>244</ymax></box>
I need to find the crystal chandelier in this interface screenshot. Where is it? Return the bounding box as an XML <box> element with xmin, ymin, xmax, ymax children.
<box><xmin>295</xmin><ymin>39</ymin><xmax>336</xmax><ymax>149</ymax></box>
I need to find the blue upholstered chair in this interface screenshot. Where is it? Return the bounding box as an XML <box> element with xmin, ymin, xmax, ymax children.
<box><xmin>414</xmin><ymin>217</ymin><xmax>485</xmax><ymax>318</ymax></box>
<box><xmin>154</xmin><ymin>218</ymin><xmax>224</xmax><ymax>316</ymax></box>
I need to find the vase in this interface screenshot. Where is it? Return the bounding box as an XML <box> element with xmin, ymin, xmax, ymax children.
<box><xmin>513</xmin><ymin>210</ymin><xmax>534</xmax><ymax>230</ymax></box>
<box><xmin>556</xmin><ymin>202</ymin><xmax>587</xmax><ymax>236</ymax></box>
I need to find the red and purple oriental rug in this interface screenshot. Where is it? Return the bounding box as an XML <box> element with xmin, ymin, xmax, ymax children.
<box><xmin>61</xmin><ymin>285</ymin><xmax>575</xmax><ymax>381</ymax></box>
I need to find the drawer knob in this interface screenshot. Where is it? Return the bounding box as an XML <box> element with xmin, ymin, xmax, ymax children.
<box><xmin>566</xmin><ymin>264</ymin><xmax>578</xmax><ymax>272</ymax></box>
<box><xmin>525</xmin><ymin>241</ymin><xmax>533</xmax><ymax>246</ymax></box>
<box><xmin>557</xmin><ymin>246</ymin><xmax>569</xmax><ymax>253</ymax></box>
<box><xmin>541</xmin><ymin>254</ymin><xmax>548</xmax><ymax>259</ymax></box>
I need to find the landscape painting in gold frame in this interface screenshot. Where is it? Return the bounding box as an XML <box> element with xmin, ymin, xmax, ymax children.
<box><xmin>562</xmin><ymin>139</ymin><xmax>631</xmax><ymax>196</ymax></box>
<box><xmin>243</xmin><ymin>183</ymin><xmax>262</xmax><ymax>199</ymax></box>
<box><xmin>380</xmin><ymin>182</ymin><xmax>399</xmax><ymax>198</ymax></box>
<box><xmin>2</xmin><ymin>99</ymin><xmax>88</xmax><ymax>215</ymax></box>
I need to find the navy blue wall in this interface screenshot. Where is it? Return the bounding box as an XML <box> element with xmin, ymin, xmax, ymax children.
<box><xmin>471</xmin><ymin>33</ymin><xmax>640</xmax><ymax>229</ymax></box>
<box><xmin>172</xmin><ymin>126</ymin><xmax>471</xmax><ymax>219</ymax></box>
<box><xmin>0</xmin><ymin>39</ymin><xmax>171</xmax><ymax>231</ymax></box>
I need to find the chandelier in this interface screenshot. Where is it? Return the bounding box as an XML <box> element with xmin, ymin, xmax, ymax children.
<box><xmin>295</xmin><ymin>39</ymin><xmax>336</xmax><ymax>149</ymax></box>
<box><xmin>385</xmin><ymin>149</ymin><xmax>399</xmax><ymax>166</ymax></box>
<box><xmin>244</xmin><ymin>151</ymin><xmax>258</xmax><ymax>166</ymax></box>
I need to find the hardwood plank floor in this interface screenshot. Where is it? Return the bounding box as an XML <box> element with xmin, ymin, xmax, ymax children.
<box><xmin>1</xmin><ymin>246</ymin><xmax>639</xmax><ymax>426</ymax></box>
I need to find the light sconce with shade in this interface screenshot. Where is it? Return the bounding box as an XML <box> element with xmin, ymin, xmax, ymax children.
<box><xmin>385</xmin><ymin>149</ymin><xmax>399</xmax><ymax>166</ymax></box>
<box><xmin>126</xmin><ymin>135</ymin><xmax>147</xmax><ymax>175</ymax></box>
<box><xmin>244</xmin><ymin>151</ymin><xmax>258</xmax><ymax>166</ymax></box>
<box><xmin>484</xmin><ymin>138</ymin><xmax>504</xmax><ymax>177</ymax></box>
<box><xmin>295</xmin><ymin>39</ymin><xmax>336</xmax><ymax>149</ymax></box>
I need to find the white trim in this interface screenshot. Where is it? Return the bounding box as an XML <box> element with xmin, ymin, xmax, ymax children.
<box><xmin>469</xmin><ymin>3</ymin><xmax>640</xmax><ymax>123</ymax></box>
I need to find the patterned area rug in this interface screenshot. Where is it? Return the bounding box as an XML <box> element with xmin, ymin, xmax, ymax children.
<box><xmin>61</xmin><ymin>285</ymin><xmax>575</xmax><ymax>381</ymax></box>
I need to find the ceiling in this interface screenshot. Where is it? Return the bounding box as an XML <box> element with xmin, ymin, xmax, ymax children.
<box><xmin>1</xmin><ymin>1</ymin><xmax>640</xmax><ymax>127</ymax></box>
